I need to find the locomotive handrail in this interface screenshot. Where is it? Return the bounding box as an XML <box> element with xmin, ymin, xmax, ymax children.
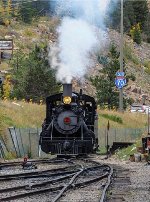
<box><xmin>40</xmin><ymin>84</ymin><xmax>97</xmax><ymax>155</ymax></box>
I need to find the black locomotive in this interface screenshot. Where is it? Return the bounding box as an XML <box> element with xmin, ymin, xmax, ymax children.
<box><xmin>39</xmin><ymin>84</ymin><xmax>98</xmax><ymax>155</ymax></box>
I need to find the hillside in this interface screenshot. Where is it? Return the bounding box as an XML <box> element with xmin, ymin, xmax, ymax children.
<box><xmin>108</xmin><ymin>29</ymin><xmax>150</xmax><ymax>104</ymax></box>
<box><xmin>0</xmin><ymin>0</ymin><xmax>150</xmax><ymax>106</ymax></box>
<box><xmin>0</xmin><ymin>16</ymin><xmax>150</xmax><ymax>103</ymax></box>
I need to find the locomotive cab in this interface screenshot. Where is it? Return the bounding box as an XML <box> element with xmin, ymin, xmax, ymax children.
<box><xmin>39</xmin><ymin>84</ymin><xmax>98</xmax><ymax>155</ymax></box>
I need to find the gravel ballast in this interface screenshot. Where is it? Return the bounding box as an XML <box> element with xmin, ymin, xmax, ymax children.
<box><xmin>0</xmin><ymin>156</ymin><xmax>150</xmax><ymax>202</ymax></box>
<box><xmin>95</xmin><ymin>156</ymin><xmax>150</xmax><ymax>202</ymax></box>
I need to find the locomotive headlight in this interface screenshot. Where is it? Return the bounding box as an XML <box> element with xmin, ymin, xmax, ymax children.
<box><xmin>63</xmin><ymin>96</ymin><xmax>71</xmax><ymax>104</ymax></box>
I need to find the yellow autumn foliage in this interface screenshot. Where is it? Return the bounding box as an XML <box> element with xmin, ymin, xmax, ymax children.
<box><xmin>3</xmin><ymin>75</ymin><xmax>12</xmax><ymax>99</ymax></box>
<box><xmin>130</xmin><ymin>23</ymin><xmax>142</xmax><ymax>44</ymax></box>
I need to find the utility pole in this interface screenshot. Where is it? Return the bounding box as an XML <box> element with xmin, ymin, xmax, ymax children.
<box><xmin>148</xmin><ymin>107</ymin><xmax>150</xmax><ymax>135</ymax></box>
<box><xmin>119</xmin><ymin>0</ymin><xmax>124</xmax><ymax>112</ymax></box>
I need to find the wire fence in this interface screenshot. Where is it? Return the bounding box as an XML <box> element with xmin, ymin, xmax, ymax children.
<box><xmin>98</xmin><ymin>127</ymin><xmax>147</xmax><ymax>149</ymax></box>
<box><xmin>0</xmin><ymin>127</ymin><xmax>147</xmax><ymax>159</ymax></box>
<box><xmin>0</xmin><ymin>127</ymin><xmax>48</xmax><ymax>159</ymax></box>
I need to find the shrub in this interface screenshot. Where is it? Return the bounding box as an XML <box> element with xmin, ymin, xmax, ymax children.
<box><xmin>127</xmin><ymin>73</ymin><xmax>136</xmax><ymax>81</ymax></box>
<box><xmin>115</xmin><ymin>144</ymin><xmax>136</xmax><ymax>160</ymax></box>
<box><xmin>144</xmin><ymin>61</ymin><xmax>150</xmax><ymax>74</ymax></box>
<box><xmin>100</xmin><ymin>114</ymin><xmax>123</xmax><ymax>124</ymax></box>
<box><xmin>2</xmin><ymin>75</ymin><xmax>12</xmax><ymax>99</ymax></box>
<box><xmin>147</xmin><ymin>37</ymin><xmax>150</xmax><ymax>43</ymax></box>
<box><xmin>130</xmin><ymin>23</ymin><xmax>142</xmax><ymax>44</ymax></box>
<box><xmin>23</xmin><ymin>28</ymin><xmax>35</xmax><ymax>37</ymax></box>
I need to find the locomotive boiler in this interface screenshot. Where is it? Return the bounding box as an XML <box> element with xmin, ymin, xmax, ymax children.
<box><xmin>39</xmin><ymin>84</ymin><xmax>98</xmax><ymax>155</ymax></box>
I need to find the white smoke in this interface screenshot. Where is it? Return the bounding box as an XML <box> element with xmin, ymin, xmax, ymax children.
<box><xmin>49</xmin><ymin>0</ymin><xmax>110</xmax><ymax>83</ymax></box>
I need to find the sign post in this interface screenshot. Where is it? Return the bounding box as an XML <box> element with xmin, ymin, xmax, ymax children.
<box><xmin>119</xmin><ymin>0</ymin><xmax>124</xmax><ymax>112</ymax></box>
<box><xmin>106</xmin><ymin>121</ymin><xmax>110</xmax><ymax>158</ymax></box>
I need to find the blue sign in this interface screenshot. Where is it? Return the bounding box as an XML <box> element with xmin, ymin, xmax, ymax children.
<box><xmin>115</xmin><ymin>78</ymin><xmax>126</xmax><ymax>89</ymax></box>
<box><xmin>116</xmin><ymin>72</ymin><xmax>125</xmax><ymax>77</ymax></box>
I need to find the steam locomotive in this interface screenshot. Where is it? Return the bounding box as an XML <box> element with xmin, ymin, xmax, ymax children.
<box><xmin>39</xmin><ymin>84</ymin><xmax>98</xmax><ymax>155</ymax></box>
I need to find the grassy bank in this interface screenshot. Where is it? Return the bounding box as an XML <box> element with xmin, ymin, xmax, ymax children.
<box><xmin>0</xmin><ymin>100</ymin><xmax>45</xmax><ymax>129</ymax></box>
<box><xmin>98</xmin><ymin>109</ymin><xmax>147</xmax><ymax>128</ymax></box>
<box><xmin>0</xmin><ymin>100</ymin><xmax>148</xmax><ymax>130</ymax></box>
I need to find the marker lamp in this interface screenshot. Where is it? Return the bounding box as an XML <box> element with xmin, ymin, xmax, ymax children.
<box><xmin>63</xmin><ymin>96</ymin><xmax>71</xmax><ymax>104</ymax></box>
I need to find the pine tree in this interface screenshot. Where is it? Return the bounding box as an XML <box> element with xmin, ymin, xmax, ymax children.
<box><xmin>11</xmin><ymin>44</ymin><xmax>60</xmax><ymax>102</ymax></box>
<box><xmin>130</xmin><ymin>23</ymin><xmax>142</xmax><ymax>44</ymax></box>
<box><xmin>132</xmin><ymin>0</ymin><xmax>149</xmax><ymax>29</ymax></box>
<box><xmin>108</xmin><ymin>0</ymin><xmax>149</xmax><ymax>33</ymax></box>
<box><xmin>91</xmin><ymin>44</ymin><xmax>127</xmax><ymax>110</ymax></box>
<box><xmin>18</xmin><ymin>1</ymin><xmax>38</xmax><ymax>23</ymax></box>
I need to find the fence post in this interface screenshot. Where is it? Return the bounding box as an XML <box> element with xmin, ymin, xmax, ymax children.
<box><xmin>115</xmin><ymin>128</ymin><xmax>116</xmax><ymax>142</ymax></box>
<box><xmin>28</xmin><ymin>129</ymin><xmax>32</xmax><ymax>158</ymax></box>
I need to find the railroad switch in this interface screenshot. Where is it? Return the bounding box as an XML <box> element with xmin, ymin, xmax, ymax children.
<box><xmin>22</xmin><ymin>157</ymin><xmax>37</xmax><ymax>170</ymax></box>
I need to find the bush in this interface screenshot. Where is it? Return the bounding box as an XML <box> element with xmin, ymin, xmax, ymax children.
<box><xmin>144</xmin><ymin>61</ymin><xmax>150</xmax><ymax>74</ymax></box>
<box><xmin>23</xmin><ymin>28</ymin><xmax>35</xmax><ymax>37</ymax></box>
<box><xmin>147</xmin><ymin>37</ymin><xmax>150</xmax><ymax>43</ymax></box>
<box><xmin>100</xmin><ymin>114</ymin><xmax>123</xmax><ymax>124</ymax></box>
<box><xmin>2</xmin><ymin>75</ymin><xmax>12</xmax><ymax>99</ymax></box>
<box><xmin>127</xmin><ymin>73</ymin><xmax>136</xmax><ymax>81</ymax></box>
<box><xmin>130</xmin><ymin>23</ymin><xmax>142</xmax><ymax>44</ymax></box>
<box><xmin>115</xmin><ymin>144</ymin><xmax>136</xmax><ymax>160</ymax></box>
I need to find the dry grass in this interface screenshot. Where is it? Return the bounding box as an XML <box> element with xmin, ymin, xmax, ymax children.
<box><xmin>98</xmin><ymin>109</ymin><xmax>147</xmax><ymax>128</ymax></box>
<box><xmin>0</xmin><ymin>100</ymin><xmax>45</xmax><ymax>128</ymax></box>
<box><xmin>0</xmin><ymin>62</ymin><xmax>9</xmax><ymax>70</ymax></box>
<box><xmin>0</xmin><ymin>100</ymin><xmax>148</xmax><ymax>132</ymax></box>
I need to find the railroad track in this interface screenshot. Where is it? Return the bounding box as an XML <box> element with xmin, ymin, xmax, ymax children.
<box><xmin>105</xmin><ymin>165</ymin><xmax>131</xmax><ymax>202</ymax></box>
<box><xmin>0</xmin><ymin>158</ymin><xmax>67</xmax><ymax>169</ymax></box>
<box><xmin>0</xmin><ymin>157</ymin><xmax>114</xmax><ymax>202</ymax></box>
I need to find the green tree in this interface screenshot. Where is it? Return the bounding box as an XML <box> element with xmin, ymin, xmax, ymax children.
<box><xmin>132</xmin><ymin>0</ymin><xmax>149</xmax><ymax>29</ymax></box>
<box><xmin>0</xmin><ymin>0</ymin><xmax>19</xmax><ymax>26</ymax></box>
<box><xmin>108</xmin><ymin>0</ymin><xmax>148</xmax><ymax>33</ymax></box>
<box><xmin>18</xmin><ymin>2</ymin><xmax>38</xmax><ymax>23</ymax></box>
<box><xmin>18</xmin><ymin>0</ymin><xmax>50</xmax><ymax>23</ymax></box>
<box><xmin>11</xmin><ymin>45</ymin><xmax>60</xmax><ymax>102</ymax></box>
<box><xmin>130</xmin><ymin>23</ymin><xmax>142</xmax><ymax>44</ymax></box>
<box><xmin>91</xmin><ymin>44</ymin><xmax>127</xmax><ymax>110</ymax></box>
<box><xmin>143</xmin><ymin>11</ymin><xmax>150</xmax><ymax>43</ymax></box>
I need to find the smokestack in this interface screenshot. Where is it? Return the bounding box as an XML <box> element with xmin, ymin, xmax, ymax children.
<box><xmin>63</xmin><ymin>84</ymin><xmax>72</xmax><ymax>97</ymax></box>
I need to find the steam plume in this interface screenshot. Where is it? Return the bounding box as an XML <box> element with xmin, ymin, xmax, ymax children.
<box><xmin>49</xmin><ymin>0</ymin><xmax>110</xmax><ymax>83</ymax></box>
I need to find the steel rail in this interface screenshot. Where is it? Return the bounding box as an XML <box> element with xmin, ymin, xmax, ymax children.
<box><xmin>0</xmin><ymin>173</ymin><xmax>75</xmax><ymax>193</ymax></box>
<box><xmin>0</xmin><ymin>165</ymin><xmax>108</xmax><ymax>201</ymax></box>
<box><xmin>0</xmin><ymin>171</ymin><xmax>109</xmax><ymax>201</ymax></box>
<box><xmin>0</xmin><ymin>165</ymin><xmax>78</xmax><ymax>179</ymax></box>
<box><xmin>99</xmin><ymin>166</ymin><xmax>113</xmax><ymax>202</ymax></box>
<box><xmin>50</xmin><ymin>171</ymin><xmax>109</xmax><ymax>202</ymax></box>
<box><xmin>0</xmin><ymin>158</ymin><xmax>66</xmax><ymax>168</ymax></box>
<box><xmin>52</xmin><ymin>163</ymin><xmax>109</xmax><ymax>202</ymax></box>
<box><xmin>73</xmin><ymin>172</ymin><xmax>109</xmax><ymax>188</ymax></box>
<box><xmin>52</xmin><ymin>168</ymin><xmax>84</xmax><ymax>202</ymax></box>
<box><xmin>0</xmin><ymin>169</ymin><xmax>80</xmax><ymax>181</ymax></box>
<box><xmin>0</xmin><ymin>185</ymin><xmax>64</xmax><ymax>201</ymax></box>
